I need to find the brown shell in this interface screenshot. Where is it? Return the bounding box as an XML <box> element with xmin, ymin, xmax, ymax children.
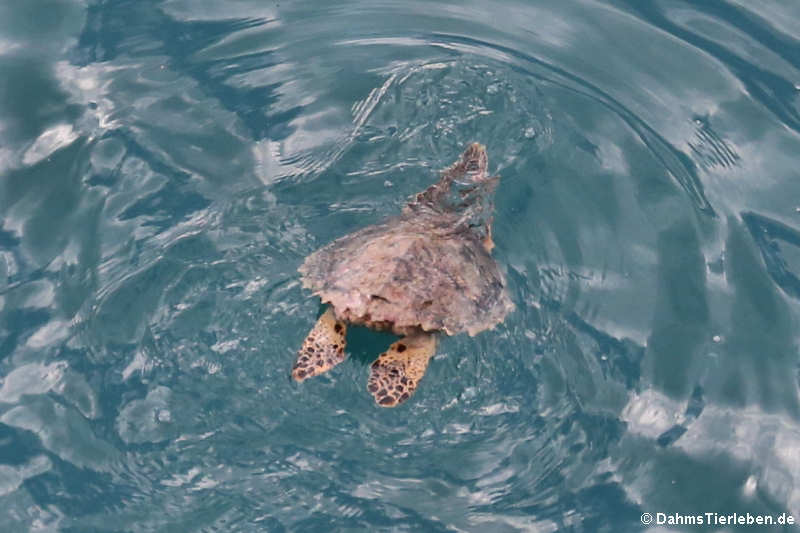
<box><xmin>299</xmin><ymin>143</ymin><xmax>514</xmax><ymax>336</ymax></box>
<box><xmin>299</xmin><ymin>215</ymin><xmax>513</xmax><ymax>336</ymax></box>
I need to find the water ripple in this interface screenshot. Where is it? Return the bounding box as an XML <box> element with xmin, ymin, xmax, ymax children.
<box><xmin>1</xmin><ymin>0</ymin><xmax>800</xmax><ymax>530</ymax></box>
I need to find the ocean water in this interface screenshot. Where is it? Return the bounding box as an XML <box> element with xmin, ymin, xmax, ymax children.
<box><xmin>2</xmin><ymin>0</ymin><xmax>800</xmax><ymax>531</ymax></box>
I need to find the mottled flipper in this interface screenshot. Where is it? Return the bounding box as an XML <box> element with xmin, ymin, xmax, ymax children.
<box><xmin>293</xmin><ymin>307</ymin><xmax>347</xmax><ymax>382</ymax></box>
<box><xmin>367</xmin><ymin>333</ymin><xmax>436</xmax><ymax>407</ymax></box>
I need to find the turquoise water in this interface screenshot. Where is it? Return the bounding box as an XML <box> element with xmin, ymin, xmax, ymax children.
<box><xmin>2</xmin><ymin>0</ymin><xmax>800</xmax><ymax>531</ymax></box>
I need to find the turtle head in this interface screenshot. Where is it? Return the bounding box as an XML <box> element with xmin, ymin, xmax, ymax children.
<box><xmin>459</xmin><ymin>142</ymin><xmax>489</xmax><ymax>181</ymax></box>
<box><xmin>406</xmin><ymin>143</ymin><xmax>496</xmax><ymax>219</ymax></box>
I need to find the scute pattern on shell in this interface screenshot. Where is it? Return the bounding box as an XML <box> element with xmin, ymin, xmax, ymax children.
<box><xmin>299</xmin><ymin>211</ymin><xmax>513</xmax><ymax>336</ymax></box>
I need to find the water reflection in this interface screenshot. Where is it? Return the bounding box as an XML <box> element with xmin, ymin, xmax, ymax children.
<box><xmin>1</xmin><ymin>0</ymin><xmax>800</xmax><ymax>530</ymax></box>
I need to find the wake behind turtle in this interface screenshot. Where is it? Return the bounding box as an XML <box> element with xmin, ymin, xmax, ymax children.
<box><xmin>293</xmin><ymin>143</ymin><xmax>513</xmax><ymax>407</ymax></box>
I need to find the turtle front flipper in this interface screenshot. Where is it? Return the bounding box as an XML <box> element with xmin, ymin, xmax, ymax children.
<box><xmin>292</xmin><ymin>307</ymin><xmax>347</xmax><ymax>382</ymax></box>
<box><xmin>367</xmin><ymin>333</ymin><xmax>436</xmax><ymax>407</ymax></box>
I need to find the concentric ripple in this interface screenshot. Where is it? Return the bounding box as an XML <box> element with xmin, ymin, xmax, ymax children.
<box><xmin>1</xmin><ymin>0</ymin><xmax>800</xmax><ymax>531</ymax></box>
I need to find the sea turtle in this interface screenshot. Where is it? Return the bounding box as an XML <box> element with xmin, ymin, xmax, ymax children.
<box><xmin>293</xmin><ymin>143</ymin><xmax>513</xmax><ymax>407</ymax></box>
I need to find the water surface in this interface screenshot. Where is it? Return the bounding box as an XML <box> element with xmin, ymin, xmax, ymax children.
<box><xmin>2</xmin><ymin>0</ymin><xmax>800</xmax><ymax>531</ymax></box>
